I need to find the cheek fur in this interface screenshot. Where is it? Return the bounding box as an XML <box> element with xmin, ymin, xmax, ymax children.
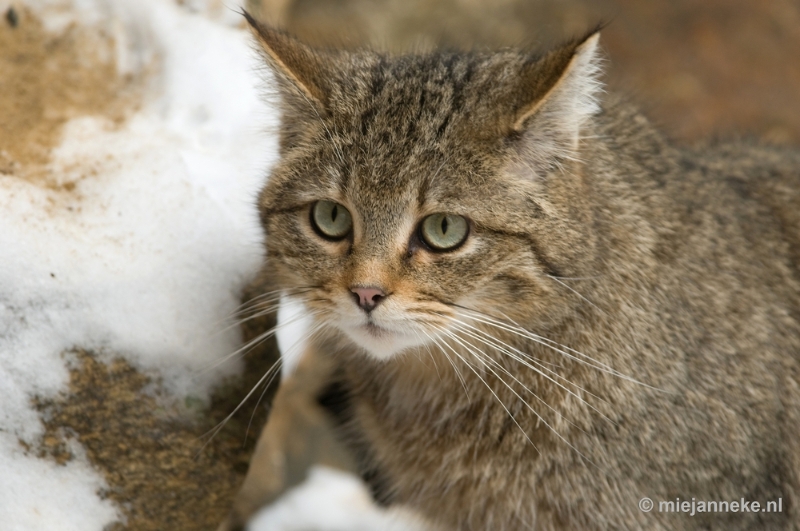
<box><xmin>266</xmin><ymin>212</ymin><xmax>349</xmax><ymax>286</ymax></box>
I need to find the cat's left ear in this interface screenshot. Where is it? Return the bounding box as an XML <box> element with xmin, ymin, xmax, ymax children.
<box><xmin>243</xmin><ymin>11</ymin><xmax>337</xmax><ymax>114</ymax></box>
<box><xmin>511</xmin><ymin>31</ymin><xmax>603</xmax><ymax>156</ymax></box>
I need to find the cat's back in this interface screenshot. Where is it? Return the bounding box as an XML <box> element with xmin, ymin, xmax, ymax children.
<box><xmin>648</xmin><ymin>137</ymin><xmax>800</xmax><ymax>344</ymax></box>
<box><xmin>671</xmin><ymin>141</ymin><xmax>800</xmax><ymax>318</ymax></box>
<box><xmin>691</xmin><ymin>142</ymin><xmax>800</xmax><ymax>274</ymax></box>
<box><xmin>593</xmin><ymin>103</ymin><xmax>800</xmax><ymax>314</ymax></box>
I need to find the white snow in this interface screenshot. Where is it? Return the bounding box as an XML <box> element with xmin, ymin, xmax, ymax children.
<box><xmin>0</xmin><ymin>0</ymin><xmax>266</xmax><ymax>528</ymax></box>
<box><xmin>0</xmin><ymin>435</ymin><xmax>118</xmax><ymax>531</ymax></box>
<box><xmin>248</xmin><ymin>465</ymin><xmax>428</xmax><ymax>531</ymax></box>
<box><xmin>0</xmin><ymin>1</ymin><xmax>420</xmax><ymax>529</ymax></box>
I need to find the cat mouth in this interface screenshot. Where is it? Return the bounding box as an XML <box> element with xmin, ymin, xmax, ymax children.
<box><xmin>340</xmin><ymin>319</ymin><xmax>429</xmax><ymax>360</ymax></box>
<box><xmin>340</xmin><ymin>316</ymin><xmax>426</xmax><ymax>359</ymax></box>
<box><xmin>361</xmin><ymin>321</ymin><xmax>389</xmax><ymax>337</ymax></box>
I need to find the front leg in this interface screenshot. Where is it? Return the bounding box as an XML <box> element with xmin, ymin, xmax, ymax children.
<box><xmin>217</xmin><ymin>345</ymin><xmax>355</xmax><ymax>531</ymax></box>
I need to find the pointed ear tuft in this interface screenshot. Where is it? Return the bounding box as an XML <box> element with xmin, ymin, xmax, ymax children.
<box><xmin>243</xmin><ymin>10</ymin><xmax>334</xmax><ymax>111</ymax></box>
<box><xmin>512</xmin><ymin>31</ymin><xmax>604</xmax><ymax>156</ymax></box>
<box><xmin>514</xmin><ymin>33</ymin><xmax>602</xmax><ymax>131</ymax></box>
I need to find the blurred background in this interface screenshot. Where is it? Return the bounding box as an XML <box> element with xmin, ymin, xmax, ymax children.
<box><xmin>250</xmin><ymin>0</ymin><xmax>800</xmax><ymax>145</ymax></box>
<box><xmin>3</xmin><ymin>0</ymin><xmax>799</xmax><ymax>194</ymax></box>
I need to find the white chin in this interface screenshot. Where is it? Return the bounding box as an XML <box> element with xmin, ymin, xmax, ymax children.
<box><xmin>341</xmin><ymin>324</ymin><xmax>420</xmax><ymax>360</ymax></box>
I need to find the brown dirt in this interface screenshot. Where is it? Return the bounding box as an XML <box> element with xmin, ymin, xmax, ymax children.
<box><xmin>0</xmin><ymin>5</ymin><xmax>138</xmax><ymax>186</ymax></box>
<box><xmin>30</xmin><ymin>294</ymin><xmax>279</xmax><ymax>531</ymax></box>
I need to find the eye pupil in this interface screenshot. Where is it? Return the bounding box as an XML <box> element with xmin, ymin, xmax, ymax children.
<box><xmin>311</xmin><ymin>200</ymin><xmax>352</xmax><ymax>240</ymax></box>
<box><xmin>420</xmin><ymin>213</ymin><xmax>468</xmax><ymax>251</ymax></box>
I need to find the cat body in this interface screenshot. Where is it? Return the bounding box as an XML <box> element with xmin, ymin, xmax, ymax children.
<box><xmin>242</xmin><ymin>12</ymin><xmax>800</xmax><ymax>530</ymax></box>
<box><xmin>318</xmin><ymin>132</ymin><xmax>800</xmax><ymax>531</ymax></box>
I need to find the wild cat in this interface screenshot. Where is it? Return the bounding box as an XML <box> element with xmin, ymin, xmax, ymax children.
<box><xmin>223</xmin><ymin>10</ymin><xmax>800</xmax><ymax>531</ymax></box>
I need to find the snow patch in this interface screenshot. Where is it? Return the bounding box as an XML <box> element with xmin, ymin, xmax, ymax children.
<box><xmin>248</xmin><ymin>466</ymin><xmax>428</xmax><ymax>531</ymax></box>
<box><xmin>1</xmin><ymin>0</ymin><xmax>274</xmax><ymax>528</ymax></box>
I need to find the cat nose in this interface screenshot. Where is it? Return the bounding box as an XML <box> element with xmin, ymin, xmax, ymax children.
<box><xmin>350</xmin><ymin>286</ymin><xmax>386</xmax><ymax>313</ymax></box>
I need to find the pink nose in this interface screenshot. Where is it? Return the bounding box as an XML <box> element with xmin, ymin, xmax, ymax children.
<box><xmin>350</xmin><ymin>286</ymin><xmax>386</xmax><ymax>312</ymax></box>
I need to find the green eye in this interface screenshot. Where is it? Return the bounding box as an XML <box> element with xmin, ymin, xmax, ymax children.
<box><xmin>311</xmin><ymin>200</ymin><xmax>353</xmax><ymax>239</ymax></box>
<box><xmin>420</xmin><ymin>213</ymin><xmax>469</xmax><ymax>251</ymax></box>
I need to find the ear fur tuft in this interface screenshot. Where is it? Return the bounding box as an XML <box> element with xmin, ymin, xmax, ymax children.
<box><xmin>243</xmin><ymin>10</ymin><xmax>335</xmax><ymax>111</ymax></box>
<box><xmin>514</xmin><ymin>32</ymin><xmax>603</xmax><ymax>137</ymax></box>
<box><xmin>510</xmin><ymin>31</ymin><xmax>604</xmax><ymax>174</ymax></box>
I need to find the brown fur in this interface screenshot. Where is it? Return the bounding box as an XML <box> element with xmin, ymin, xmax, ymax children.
<box><xmin>239</xmin><ymin>11</ymin><xmax>800</xmax><ymax>530</ymax></box>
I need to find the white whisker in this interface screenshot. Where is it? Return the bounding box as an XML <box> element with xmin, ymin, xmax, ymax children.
<box><xmin>210</xmin><ymin>302</ymin><xmax>283</xmax><ymax>338</ymax></box>
<box><xmin>448</xmin><ymin>319</ymin><xmax>617</xmax><ymax>427</ymax></box>
<box><xmin>431</xmin><ymin>329</ymin><xmax>541</xmax><ymax>455</ymax></box>
<box><xmin>198</xmin><ymin>320</ymin><xmax>328</xmax><ymax>456</ymax></box>
<box><xmin>411</xmin><ymin>328</ymin><xmax>443</xmax><ymax>382</ymax></box>
<box><xmin>195</xmin><ymin>310</ymin><xmax>321</xmax><ymax>377</ymax></box>
<box><xmin>436</xmin><ymin>326</ymin><xmax>598</xmax><ymax>467</ymax></box>
<box><xmin>231</xmin><ymin>287</ymin><xmax>313</xmax><ymax>318</ymax></box>
<box><xmin>244</xmin><ymin>321</ymin><xmax>327</xmax><ymax>443</ymax></box>
<box><xmin>455</xmin><ymin>306</ymin><xmax>661</xmax><ymax>391</ymax></box>
<box><xmin>547</xmin><ymin>274</ymin><xmax>605</xmax><ymax>314</ymax></box>
<box><xmin>208</xmin><ymin>287</ymin><xmax>315</xmax><ymax>336</ymax></box>
<box><xmin>422</xmin><ymin>329</ymin><xmax>471</xmax><ymax>403</ymax></box>
<box><xmin>445</xmin><ymin>325</ymin><xmax>581</xmax><ymax>427</ymax></box>
<box><xmin>196</xmin><ymin>355</ymin><xmax>282</xmax><ymax>456</ymax></box>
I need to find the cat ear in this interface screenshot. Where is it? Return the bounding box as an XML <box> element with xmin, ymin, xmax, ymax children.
<box><xmin>244</xmin><ymin>11</ymin><xmax>335</xmax><ymax>113</ymax></box>
<box><xmin>511</xmin><ymin>32</ymin><xmax>603</xmax><ymax>158</ymax></box>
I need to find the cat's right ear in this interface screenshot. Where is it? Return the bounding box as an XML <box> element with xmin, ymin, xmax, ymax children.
<box><xmin>244</xmin><ymin>11</ymin><xmax>335</xmax><ymax>115</ymax></box>
<box><xmin>503</xmin><ymin>31</ymin><xmax>604</xmax><ymax>172</ymax></box>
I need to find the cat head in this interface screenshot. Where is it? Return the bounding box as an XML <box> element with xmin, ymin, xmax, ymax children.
<box><xmin>247</xmin><ymin>12</ymin><xmax>604</xmax><ymax>360</ymax></box>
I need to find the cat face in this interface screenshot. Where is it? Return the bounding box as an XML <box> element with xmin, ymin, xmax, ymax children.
<box><xmin>263</xmin><ymin>132</ymin><xmax>545</xmax><ymax>358</ymax></box>
<box><xmin>250</xmin><ymin>16</ymin><xmax>602</xmax><ymax>360</ymax></box>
